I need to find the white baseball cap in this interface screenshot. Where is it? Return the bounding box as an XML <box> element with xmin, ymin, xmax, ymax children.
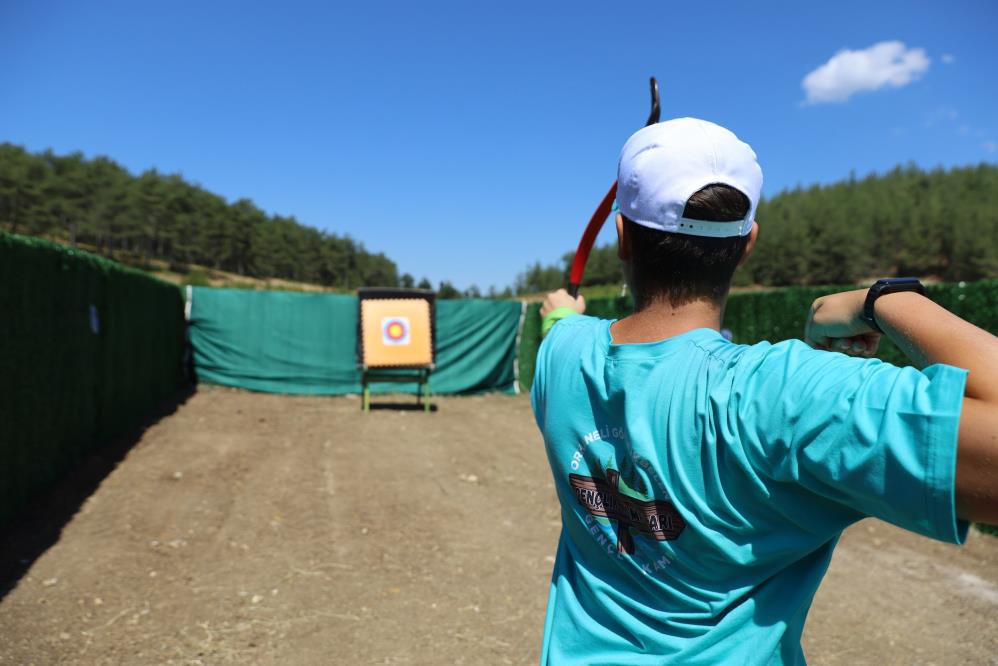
<box><xmin>616</xmin><ymin>117</ymin><xmax>763</xmax><ymax>238</ymax></box>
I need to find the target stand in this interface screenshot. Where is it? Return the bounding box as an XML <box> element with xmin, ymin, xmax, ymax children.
<box><xmin>357</xmin><ymin>288</ymin><xmax>436</xmax><ymax>413</ymax></box>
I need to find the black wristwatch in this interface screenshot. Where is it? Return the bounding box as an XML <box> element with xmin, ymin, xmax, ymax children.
<box><xmin>861</xmin><ymin>278</ymin><xmax>925</xmax><ymax>333</ymax></box>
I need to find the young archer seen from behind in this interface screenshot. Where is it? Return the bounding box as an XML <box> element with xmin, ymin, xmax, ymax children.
<box><xmin>531</xmin><ymin>118</ymin><xmax>998</xmax><ymax>665</ymax></box>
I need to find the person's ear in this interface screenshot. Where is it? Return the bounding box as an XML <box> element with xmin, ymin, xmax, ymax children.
<box><xmin>616</xmin><ymin>214</ymin><xmax>631</xmax><ymax>261</ymax></box>
<box><xmin>737</xmin><ymin>222</ymin><xmax>759</xmax><ymax>267</ymax></box>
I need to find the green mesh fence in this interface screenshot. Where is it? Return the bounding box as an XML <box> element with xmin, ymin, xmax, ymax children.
<box><xmin>0</xmin><ymin>233</ymin><xmax>185</xmax><ymax>528</ymax></box>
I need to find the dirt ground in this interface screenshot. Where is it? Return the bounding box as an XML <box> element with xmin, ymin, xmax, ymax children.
<box><xmin>1</xmin><ymin>389</ymin><xmax>996</xmax><ymax>665</ymax></box>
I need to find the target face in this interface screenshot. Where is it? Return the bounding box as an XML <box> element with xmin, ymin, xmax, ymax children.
<box><xmin>381</xmin><ymin>317</ymin><xmax>411</xmax><ymax>345</ymax></box>
<box><xmin>360</xmin><ymin>298</ymin><xmax>431</xmax><ymax>367</ymax></box>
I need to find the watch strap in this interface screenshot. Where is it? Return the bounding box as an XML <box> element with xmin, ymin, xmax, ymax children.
<box><xmin>861</xmin><ymin>278</ymin><xmax>925</xmax><ymax>333</ymax></box>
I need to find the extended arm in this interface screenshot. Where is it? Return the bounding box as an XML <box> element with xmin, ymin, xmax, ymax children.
<box><xmin>805</xmin><ymin>289</ymin><xmax>998</xmax><ymax>524</ymax></box>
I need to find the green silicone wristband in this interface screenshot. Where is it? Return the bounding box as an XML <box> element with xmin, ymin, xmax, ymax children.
<box><xmin>541</xmin><ymin>306</ymin><xmax>579</xmax><ymax>337</ymax></box>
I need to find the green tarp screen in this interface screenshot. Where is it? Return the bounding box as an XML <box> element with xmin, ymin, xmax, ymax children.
<box><xmin>187</xmin><ymin>287</ymin><xmax>523</xmax><ymax>395</ymax></box>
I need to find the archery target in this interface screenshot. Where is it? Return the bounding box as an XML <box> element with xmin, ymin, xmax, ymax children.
<box><xmin>360</xmin><ymin>298</ymin><xmax>432</xmax><ymax>367</ymax></box>
<box><xmin>382</xmin><ymin>317</ymin><xmax>410</xmax><ymax>345</ymax></box>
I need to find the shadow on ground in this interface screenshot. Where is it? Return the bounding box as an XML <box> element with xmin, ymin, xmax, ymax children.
<box><xmin>366</xmin><ymin>401</ymin><xmax>439</xmax><ymax>412</ymax></box>
<box><xmin>0</xmin><ymin>385</ymin><xmax>195</xmax><ymax>601</ymax></box>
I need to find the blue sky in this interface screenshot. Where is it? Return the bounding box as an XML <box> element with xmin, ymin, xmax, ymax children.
<box><xmin>2</xmin><ymin>0</ymin><xmax>996</xmax><ymax>290</ymax></box>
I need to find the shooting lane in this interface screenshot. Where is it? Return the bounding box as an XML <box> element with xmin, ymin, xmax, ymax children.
<box><xmin>357</xmin><ymin>288</ymin><xmax>436</xmax><ymax>412</ymax></box>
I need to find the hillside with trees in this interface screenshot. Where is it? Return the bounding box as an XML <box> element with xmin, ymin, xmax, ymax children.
<box><xmin>515</xmin><ymin>163</ymin><xmax>998</xmax><ymax>294</ymax></box>
<box><xmin>0</xmin><ymin>143</ymin><xmax>399</xmax><ymax>289</ymax></box>
<box><xmin>3</xmin><ymin>144</ymin><xmax>995</xmax><ymax>296</ymax></box>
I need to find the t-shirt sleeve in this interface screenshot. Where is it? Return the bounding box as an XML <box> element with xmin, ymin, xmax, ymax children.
<box><xmin>530</xmin><ymin>339</ymin><xmax>547</xmax><ymax>430</ymax></box>
<box><xmin>729</xmin><ymin>340</ymin><xmax>968</xmax><ymax>544</ymax></box>
<box><xmin>531</xmin><ymin>315</ymin><xmax>589</xmax><ymax>431</ymax></box>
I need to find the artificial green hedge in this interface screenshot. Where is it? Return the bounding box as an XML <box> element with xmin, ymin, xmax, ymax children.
<box><xmin>722</xmin><ymin>281</ymin><xmax>998</xmax><ymax>367</ymax></box>
<box><xmin>0</xmin><ymin>232</ymin><xmax>185</xmax><ymax>528</ymax></box>
<box><xmin>519</xmin><ymin>281</ymin><xmax>998</xmax><ymax>392</ymax></box>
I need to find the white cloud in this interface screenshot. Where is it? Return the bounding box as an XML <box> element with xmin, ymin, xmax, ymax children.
<box><xmin>802</xmin><ymin>41</ymin><xmax>931</xmax><ymax>105</ymax></box>
<box><xmin>984</xmin><ymin>141</ymin><xmax>998</xmax><ymax>154</ymax></box>
<box><xmin>941</xmin><ymin>53</ymin><xmax>956</xmax><ymax>64</ymax></box>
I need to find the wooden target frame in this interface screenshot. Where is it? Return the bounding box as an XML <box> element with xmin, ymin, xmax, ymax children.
<box><xmin>357</xmin><ymin>288</ymin><xmax>436</xmax><ymax>412</ymax></box>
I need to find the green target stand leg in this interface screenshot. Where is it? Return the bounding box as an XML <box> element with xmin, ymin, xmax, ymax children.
<box><xmin>422</xmin><ymin>370</ymin><xmax>432</xmax><ymax>413</ymax></box>
<box><xmin>362</xmin><ymin>370</ymin><xmax>370</xmax><ymax>413</ymax></box>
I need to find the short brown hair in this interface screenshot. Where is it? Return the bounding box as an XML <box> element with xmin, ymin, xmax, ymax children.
<box><xmin>625</xmin><ymin>184</ymin><xmax>750</xmax><ymax>310</ymax></box>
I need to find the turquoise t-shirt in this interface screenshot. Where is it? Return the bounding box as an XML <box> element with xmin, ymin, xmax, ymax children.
<box><xmin>531</xmin><ymin>316</ymin><xmax>968</xmax><ymax>665</ymax></box>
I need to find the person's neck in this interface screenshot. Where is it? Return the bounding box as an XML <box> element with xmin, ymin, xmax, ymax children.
<box><xmin>610</xmin><ymin>296</ymin><xmax>724</xmax><ymax>344</ymax></box>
